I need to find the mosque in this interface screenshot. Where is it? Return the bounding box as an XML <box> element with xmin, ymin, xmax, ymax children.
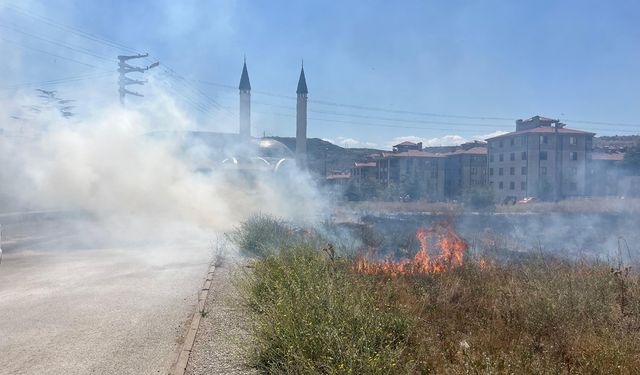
<box><xmin>237</xmin><ymin>59</ymin><xmax>308</xmax><ymax>168</ymax></box>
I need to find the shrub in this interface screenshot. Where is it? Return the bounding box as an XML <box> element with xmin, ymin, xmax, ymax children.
<box><xmin>226</xmin><ymin>214</ymin><xmax>301</xmax><ymax>257</ymax></box>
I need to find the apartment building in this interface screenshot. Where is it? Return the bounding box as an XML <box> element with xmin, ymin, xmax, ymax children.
<box><xmin>376</xmin><ymin>147</ymin><xmax>445</xmax><ymax>201</ymax></box>
<box><xmin>486</xmin><ymin>116</ymin><xmax>594</xmax><ymax>202</ymax></box>
<box><xmin>443</xmin><ymin>142</ymin><xmax>488</xmax><ymax>199</ymax></box>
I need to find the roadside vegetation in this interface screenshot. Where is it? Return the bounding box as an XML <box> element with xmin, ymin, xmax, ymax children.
<box><xmin>232</xmin><ymin>215</ymin><xmax>640</xmax><ymax>374</ymax></box>
<box><xmin>346</xmin><ymin>197</ymin><xmax>640</xmax><ymax>214</ymax></box>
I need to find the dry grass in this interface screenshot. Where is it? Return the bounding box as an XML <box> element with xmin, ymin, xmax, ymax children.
<box><xmin>234</xmin><ymin>216</ymin><xmax>640</xmax><ymax>374</ymax></box>
<box><xmin>345</xmin><ymin>200</ymin><xmax>464</xmax><ymax>214</ymax></box>
<box><xmin>346</xmin><ymin>197</ymin><xmax>640</xmax><ymax>214</ymax></box>
<box><xmin>496</xmin><ymin>197</ymin><xmax>640</xmax><ymax>214</ymax></box>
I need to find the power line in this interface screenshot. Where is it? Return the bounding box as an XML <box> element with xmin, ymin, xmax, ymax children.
<box><xmin>197</xmin><ymin>79</ymin><xmax>517</xmax><ymax>121</ymax></box>
<box><xmin>0</xmin><ymin>22</ymin><xmax>114</xmax><ymax>62</ymax></box>
<box><xmin>199</xmin><ymin>79</ymin><xmax>640</xmax><ymax>131</ymax></box>
<box><xmin>1</xmin><ymin>7</ymin><xmax>234</xmax><ymax>117</ymax></box>
<box><xmin>2</xmin><ymin>3</ymin><xmax>139</xmax><ymax>54</ymax></box>
<box><xmin>0</xmin><ymin>37</ymin><xmax>101</xmax><ymax>68</ymax></box>
<box><xmin>4</xmin><ymin>6</ymin><xmax>638</xmax><ymax>133</ymax></box>
<box><xmin>251</xmin><ymin>109</ymin><xmax>640</xmax><ymax>135</ymax></box>
<box><xmin>0</xmin><ymin>71</ymin><xmax>114</xmax><ymax>90</ymax></box>
<box><xmin>251</xmin><ymin>100</ymin><xmax>512</xmax><ymax>129</ymax></box>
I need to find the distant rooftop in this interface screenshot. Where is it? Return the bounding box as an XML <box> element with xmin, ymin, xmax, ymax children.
<box><xmin>354</xmin><ymin>162</ymin><xmax>377</xmax><ymax>168</ymax></box>
<box><xmin>394</xmin><ymin>141</ymin><xmax>417</xmax><ymax>146</ymax></box>
<box><xmin>486</xmin><ymin>126</ymin><xmax>595</xmax><ymax>140</ymax></box>
<box><xmin>381</xmin><ymin>150</ymin><xmax>444</xmax><ymax>158</ymax></box>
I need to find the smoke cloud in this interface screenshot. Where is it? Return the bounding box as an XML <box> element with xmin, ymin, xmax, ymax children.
<box><xmin>0</xmin><ymin>86</ymin><xmax>325</xmax><ymax>249</ymax></box>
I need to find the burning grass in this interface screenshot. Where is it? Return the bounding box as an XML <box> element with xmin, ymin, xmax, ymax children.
<box><xmin>235</xmin><ymin>216</ymin><xmax>640</xmax><ymax>374</ymax></box>
<box><xmin>357</xmin><ymin>221</ymin><xmax>469</xmax><ymax>275</ymax></box>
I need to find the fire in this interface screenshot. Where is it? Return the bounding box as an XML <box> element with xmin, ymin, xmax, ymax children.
<box><xmin>356</xmin><ymin>221</ymin><xmax>469</xmax><ymax>275</ymax></box>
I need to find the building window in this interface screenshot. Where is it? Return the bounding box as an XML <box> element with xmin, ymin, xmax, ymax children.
<box><xmin>471</xmin><ymin>167</ymin><xmax>477</xmax><ymax>175</ymax></box>
<box><xmin>522</xmin><ymin>136</ymin><xmax>527</xmax><ymax>145</ymax></box>
<box><xmin>569</xmin><ymin>136</ymin><xmax>577</xmax><ymax>145</ymax></box>
<box><xmin>521</xmin><ymin>181</ymin><xmax>526</xmax><ymax>190</ymax></box>
<box><xmin>510</xmin><ymin>138</ymin><xmax>514</xmax><ymax>146</ymax></box>
<box><xmin>541</xmin><ymin>166</ymin><xmax>547</xmax><ymax>175</ymax></box>
<box><xmin>510</xmin><ymin>167</ymin><xmax>515</xmax><ymax>175</ymax></box>
<box><xmin>499</xmin><ymin>140</ymin><xmax>503</xmax><ymax>148</ymax></box>
<box><xmin>499</xmin><ymin>154</ymin><xmax>504</xmax><ymax>162</ymax></box>
<box><xmin>521</xmin><ymin>166</ymin><xmax>527</xmax><ymax>175</ymax></box>
<box><xmin>499</xmin><ymin>181</ymin><xmax>504</xmax><ymax>189</ymax></box>
<box><xmin>570</xmin><ymin>167</ymin><xmax>577</xmax><ymax>176</ymax></box>
<box><xmin>510</xmin><ymin>153</ymin><xmax>515</xmax><ymax>161</ymax></box>
<box><xmin>489</xmin><ymin>154</ymin><xmax>494</xmax><ymax>162</ymax></box>
<box><xmin>540</xmin><ymin>135</ymin><xmax>548</xmax><ymax>144</ymax></box>
<box><xmin>510</xmin><ymin>182</ymin><xmax>515</xmax><ymax>190</ymax></box>
<box><xmin>570</xmin><ymin>182</ymin><xmax>577</xmax><ymax>191</ymax></box>
<box><xmin>570</xmin><ymin>151</ymin><xmax>578</xmax><ymax>160</ymax></box>
<box><xmin>499</xmin><ymin>168</ymin><xmax>504</xmax><ymax>176</ymax></box>
<box><xmin>489</xmin><ymin>168</ymin><xmax>494</xmax><ymax>176</ymax></box>
<box><xmin>540</xmin><ymin>151</ymin><xmax>548</xmax><ymax>160</ymax></box>
<box><xmin>521</xmin><ymin>151</ymin><xmax>527</xmax><ymax>160</ymax></box>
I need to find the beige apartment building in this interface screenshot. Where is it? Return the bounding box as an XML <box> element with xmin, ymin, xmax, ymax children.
<box><xmin>443</xmin><ymin>141</ymin><xmax>488</xmax><ymax>199</ymax></box>
<box><xmin>486</xmin><ymin>116</ymin><xmax>594</xmax><ymax>202</ymax></box>
<box><xmin>376</xmin><ymin>146</ymin><xmax>445</xmax><ymax>201</ymax></box>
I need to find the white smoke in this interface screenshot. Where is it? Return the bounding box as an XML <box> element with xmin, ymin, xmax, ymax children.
<box><xmin>0</xmin><ymin>88</ymin><xmax>325</xmax><ymax>246</ymax></box>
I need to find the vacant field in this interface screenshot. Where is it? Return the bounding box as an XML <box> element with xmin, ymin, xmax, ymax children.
<box><xmin>232</xmin><ymin>215</ymin><xmax>640</xmax><ymax>374</ymax></box>
<box><xmin>345</xmin><ymin>197</ymin><xmax>640</xmax><ymax>215</ymax></box>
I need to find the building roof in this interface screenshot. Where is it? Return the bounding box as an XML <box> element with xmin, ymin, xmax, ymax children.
<box><xmin>592</xmin><ymin>152</ymin><xmax>625</xmax><ymax>161</ymax></box>
<box><xmin>354</xmin><ymin>162</ymin><xmax>376</xmax><ymax>168</ymax></box>
<box><xmin>381</xmin><ymin>150</ymin><xmax>444</xmax><ymax>158</ymax></box>
<box><xmin>394</xmin><ymin>141</ymin><xmax>417</xmax><ymax>146</ymax></box>
<box><xmin>296</xmin><ymin>66</ymin><xmax>308</xmax><ymax>94</ymax></box>
<box><xmin>442</xmin><ymin>146</ymin><xmax>488</xmax><ymax>156</ymax></box>
<box><xmin>326</xmin><ymin>173</ymin><xmax>351</xmax><ymax>180</ymax></box>
<box><xmin>238</xmin><ymin>60</ymin><xmax>251</xmax><ymax>91</ymax></box>
<box><xmin>486</xmin><ymin>125</ymin><xmax>595</xmax><ymax>141</ymax></box>
<box><xmin>522</xmin><ymin>115</ymin><xmax>557</xmax><ymax>123</ymax></box>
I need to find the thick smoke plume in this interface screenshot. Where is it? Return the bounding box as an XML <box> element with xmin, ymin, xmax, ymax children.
<box><xmin>0</xmin><ymin>90</ymin><xmax>324</xmax><ymax>248</ymax></box>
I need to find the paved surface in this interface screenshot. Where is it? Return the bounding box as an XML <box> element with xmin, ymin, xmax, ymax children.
<box><xmin>0</xmin><ymin>218</ymin><xmax>213</xmax><ymax>375</ymax></box>
<box><xmin>186</xmin><ymin>257</ymin><xmax>256</xmax><ymax>375</ymax></box>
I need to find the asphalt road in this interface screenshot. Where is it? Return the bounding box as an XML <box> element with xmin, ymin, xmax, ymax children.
<box><xmin>0</xmin><ymin>218</ymin><xmax>213</xmax><ymax>375</ymax></box>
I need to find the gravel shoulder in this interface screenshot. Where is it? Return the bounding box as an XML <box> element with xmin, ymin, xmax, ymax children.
<box><xmin>185</xmin><ymin>257</ymin><xmax>256</xmax><ymax>375</ymax></box>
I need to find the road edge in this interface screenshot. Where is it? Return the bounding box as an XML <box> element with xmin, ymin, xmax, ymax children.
<box><xmin>171</xmin><ymin>258</ymin><xmax>217</xmax><ymax>375</ymax></box>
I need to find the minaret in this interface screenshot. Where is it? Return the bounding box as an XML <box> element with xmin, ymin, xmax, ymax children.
<box><xmin>296</xmin><ymin>63</ymin><xmax>308</xmax><ymax>167</ymax></box>
<box><xmin>238</xmin><ymin>58</ymin><xmax>251</xmax><ymax>139</ymax></box>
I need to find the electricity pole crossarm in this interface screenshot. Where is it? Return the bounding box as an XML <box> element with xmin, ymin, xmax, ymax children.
<box><xmin>118</xmin><ymin>88</ymin><xmax>144</xmax><ymax>98</ymax></box>
<box><xmin>119</xmin><ymin>77</ymin><xmax>147</xmax><ymax>85</ymax></box>
<box><xmin>117</xmin><ymin>53</ymin><xmax>158</xmax><ymax>105</ymax></box>
<box><xmin>117</xmin><ymin>53</ymin><xmax>149</xmax><ymax>61</ymax></box>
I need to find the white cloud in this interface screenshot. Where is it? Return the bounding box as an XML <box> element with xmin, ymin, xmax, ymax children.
<box><xmin>386</xmin><ymin>135</ymin><xmax>466</xmax><ymax>149</ymax></box>
<box><xmin>384</xmin><ymin>131</ymin><xmax>509</xmax><ymax>150</ymax></box>
<box><xmin>334</xmin><ymin>137</ymin><xmax>378</xmax><ymax>148</ymax></box>
<box><xmin>475</xmin><ymin>130</ymin><xmax>508</xmax><ymax>140</ymax></box>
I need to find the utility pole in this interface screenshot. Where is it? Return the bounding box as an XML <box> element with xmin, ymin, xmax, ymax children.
<box><xmin>117</xmin><ymin>53</ymin><xmax>159</xmax><ymax>105</ymax></box>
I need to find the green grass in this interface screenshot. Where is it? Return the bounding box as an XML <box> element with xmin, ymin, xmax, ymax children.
<box><xmin>240</xmin><ymin>244</ymin><xmax>411</xmax><ymax>374</ymax></box>
<box><xmin>234</xmin><ymin>216</ymin><xmax>640</xmax><ymax>374</ymax></box>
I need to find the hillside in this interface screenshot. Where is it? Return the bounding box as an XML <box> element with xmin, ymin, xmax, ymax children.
<box><xmin>595</xmin><ymin>135</ymin><xmax>639</xmax><ymax>149</ymax></box>
<box><xmin>268</xmin><ymin>137</ymin><xmax>384</xmax><ymax>176</ymax></box>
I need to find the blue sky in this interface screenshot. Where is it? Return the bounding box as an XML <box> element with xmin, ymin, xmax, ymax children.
<box><xmin>1</xmin><ymin>0</ymin><xmax>639</xmax><ymax>149</ymax></box>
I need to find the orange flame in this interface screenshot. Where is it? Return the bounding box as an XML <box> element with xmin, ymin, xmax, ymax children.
<box><xmin>356</xmin><ymin>221</ymin><xmax>469</xmax><ymax>275</ymax></box>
